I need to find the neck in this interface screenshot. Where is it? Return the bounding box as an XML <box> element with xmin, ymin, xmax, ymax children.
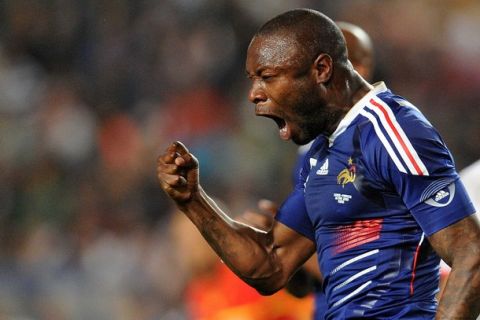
<box><xmin>349</xmin><ymin>74</ymin><xmax>373</xmax><ymax>106</ymax></box>
<box><xmin>323</xmin><ymin>69</ymin><xmax>372</xmax><ymax>135</ymax></box>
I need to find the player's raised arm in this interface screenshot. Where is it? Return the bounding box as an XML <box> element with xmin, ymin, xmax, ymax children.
<box><xmin>156</xmin><ymin>141</ymin><xmax>316</xmax><ymax>295</ymax></box>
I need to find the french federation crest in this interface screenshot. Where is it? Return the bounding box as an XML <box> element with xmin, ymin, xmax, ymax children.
<box><xmin>337</xmin><ymin>157</ymin><xmax>356</xmax><ymax>187</ymax></box>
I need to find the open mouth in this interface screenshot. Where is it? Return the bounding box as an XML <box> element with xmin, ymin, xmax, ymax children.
<box><xmin>264</xmin><ymin>114</ymin><xmax>286</xmax><ymax>130</ymax></box>
<box><xmin>256</xmin><ymin>110</ymin><xmax>291</xmax><ymax>140</ymax></box>
<box><xmin>255</xmin><ymin>105</ymin><xmax>284</xmax><ymax>126</ymax></box>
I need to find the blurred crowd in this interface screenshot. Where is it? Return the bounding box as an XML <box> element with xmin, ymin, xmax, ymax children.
<box><xmin>0</xmin><ymin>0</ymin><xmax>479</xmax><ymax>319</ymax></box>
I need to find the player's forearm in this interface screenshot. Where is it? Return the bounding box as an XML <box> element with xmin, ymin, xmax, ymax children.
<box><xmin>436</xmin><ymin>257</ymin><xmax>480</xmax><ymax>319</ymax></box>
<box><xmin>179</xmin><ymin>187</ymin><xmax>285</xmax><ymax>293</ymax></box>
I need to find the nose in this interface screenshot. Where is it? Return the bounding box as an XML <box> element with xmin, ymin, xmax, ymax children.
<box><xmin>248</xmin><ymin>79</ymin><xmax>267</xmax><ymax>105</ymax></box>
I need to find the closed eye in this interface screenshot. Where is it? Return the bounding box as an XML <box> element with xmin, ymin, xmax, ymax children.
<box><xmin>261</xmin><ymin>74</ymin><xmax>276</xmax><ymax>81</ymax></box>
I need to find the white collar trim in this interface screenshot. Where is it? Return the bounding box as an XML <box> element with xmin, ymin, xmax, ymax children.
<box><xmin>328</xmin><ymin>82</ymin><xmax>387</xmax><ymax>146</ymax></box>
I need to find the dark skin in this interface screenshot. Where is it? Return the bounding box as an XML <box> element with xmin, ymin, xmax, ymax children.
<box><xmin>280</xmin><ymin>22</ymin><xmax>377</xmax><ymax>295</ymax></box>
<box><xmin>246</xmin><ymin>33</ymin><xmax>370</xmax><ymax>145</ymax></box>
<box><xmin>429</xmin><ymin>216</ymin><xmax>480</xmax><ymax>319</ymax></box>
<box><xmin>158</xmin><ymin>142</ymin><xmax>316</xmax><ymax>295</ymax></box>
<box><xmin>158</xmin><ymin>31</ymin><xmax>369</xmax><ymax>295</ymax></box>
<box><xmin>157</xmin><ymin>12</ymin><xmax>480</xmax><ymax>319</ymax></box>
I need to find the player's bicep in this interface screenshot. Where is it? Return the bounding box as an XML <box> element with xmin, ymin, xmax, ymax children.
<box><xmin>271</xmin><ymin>220</ymin><xmax>317</xmax><ymax>280</ymax></box>
<box><xmin>428</xmin><ymin>213</ymin><xmax>480</xmax><ymax>267</ymax></box>
<box><xmin>273</xmin><ymin>221</ymin><xmax>316</xmax><ymax>269</ymax></box>
<box><xmin>428</xmin><ymin>213</ymin><xmax>480</xmax><ymax>318</ymax></box>
<box><xmin>243</xmin><ymin>220</ymin><xmax>316</xmax><ymax>295</ymax></box>
<box><xmin>267</xmin><ymin>180</ymin><xmax>317</xmax><ymax>290</ymax></box>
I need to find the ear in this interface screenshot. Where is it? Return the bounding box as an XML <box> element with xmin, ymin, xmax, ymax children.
<box><xmin>313</xmin><ymin>53</ymin><xmax>333</xmax><ymax>84</ymax></box>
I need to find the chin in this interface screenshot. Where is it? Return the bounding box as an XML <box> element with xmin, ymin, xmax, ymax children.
<box><xmin>292</xmin><ymin>135</ymin><xmax>313</xmax><ymax>146</ymax></box>
<box><xmin>292</xmin><ymin>128</ymin><xmax>320</xmax><ymax>145</ymax></box>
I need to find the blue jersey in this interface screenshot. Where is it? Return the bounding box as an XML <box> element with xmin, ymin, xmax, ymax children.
<box><xmin>276</xmin><ymin>82</ymin><xmax>476</xmax><ymax>320</ymax></box>
<box><xmin>292</xmin><ymin>143</ymin><xmax>327</xmax><ymax>320</ymax></box>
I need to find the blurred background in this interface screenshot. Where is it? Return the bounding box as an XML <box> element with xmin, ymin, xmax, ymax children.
<box><xmin>0</xmin><ymin>0</ymin><xmax>479</xmax><ymax>319</ymax></box>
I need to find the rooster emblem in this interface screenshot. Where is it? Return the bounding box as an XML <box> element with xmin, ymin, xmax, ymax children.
<box><xmin>337</xmin><ymin>157</ymin><xmax>356</xmax><ymax>187</ymax></box>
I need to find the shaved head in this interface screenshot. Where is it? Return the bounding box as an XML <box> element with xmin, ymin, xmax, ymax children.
<box><xmin>336</xmin><ymin>21</ymin><xmax>374</xmax><ymax>81</ymax></box>
<box><xmin>245</xmin><ymin>9</ymin><xmax>374</xmax><ymax>143</ymax></box>
<box><xmin>253</xmin><ymin>9</ymin><xmax>349</xmax><ymax>69</ymax></box>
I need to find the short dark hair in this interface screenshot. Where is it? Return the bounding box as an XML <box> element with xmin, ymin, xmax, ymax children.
<box><xmin>255</xmin><ymin>9</ymin><xmax>348</xmax><ymax>66</ymax></box>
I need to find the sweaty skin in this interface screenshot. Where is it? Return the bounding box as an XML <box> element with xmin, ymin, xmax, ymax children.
<box><xmin>246</xmin><ymin>32</ymin><xmax>371</xmax><ymax>145</ymax></box>
<box><xmin>428</xmin><ymin>216</ymin><xmax>480</xmax><ymax>319</ymax></box>
<box><xmin>285</xmin><ymin>20</ymin><xmax>377</xmax><ymax>291</ymax></box>
<box><xmin>158</xmin><ymin>9</ymin><xmax>480</xmax><ymax>319</ymax></box>
<box><xmin>158</xmin><ymin>141</ymin><xmax>316</xmax><ymax>294</ymax></box>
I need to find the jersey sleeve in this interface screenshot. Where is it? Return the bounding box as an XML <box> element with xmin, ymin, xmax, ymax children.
<box><xmin>275</xmin><ymin>147</ymin><xmax>315</xmax><ymax>241</ymax></box>
<box><xmin>363</xmin><ymin>99</ymin><xmax>476</xmax><ymax>236</ymax></box>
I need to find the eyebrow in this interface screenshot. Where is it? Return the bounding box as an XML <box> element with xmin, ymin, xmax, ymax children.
<box><xmin>246</xmin><ymin>65</ymin><xmax>282</xmax><ymax>78</ymax></box>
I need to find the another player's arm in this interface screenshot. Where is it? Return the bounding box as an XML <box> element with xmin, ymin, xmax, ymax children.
<box><xmin>428</xmin><ymin>214</ymin><xmax>480</xmax><ymax>319</ymax></box>
<box><xmin>157</xmin><ymin>141</ymin><xmax>316</xmax><ymax>295</ymax></box>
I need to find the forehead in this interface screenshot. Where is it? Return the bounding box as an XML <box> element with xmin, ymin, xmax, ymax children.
<box><xmin>246</xmin><ymin>34</ymin><xmax>303</xmax><ymax>71</ymax></box>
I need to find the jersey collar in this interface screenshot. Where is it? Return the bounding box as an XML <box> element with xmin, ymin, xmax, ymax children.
<box><xmin>328</xmin><ymin>82</ymin><xmax>388</xmax><ymax>146</ymax></box>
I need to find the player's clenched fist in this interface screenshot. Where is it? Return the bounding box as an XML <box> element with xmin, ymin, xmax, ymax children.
<box><xmin>157</xmin><ymin>141</ymin><xmax>199</xmax><ymax>205</ymax></box>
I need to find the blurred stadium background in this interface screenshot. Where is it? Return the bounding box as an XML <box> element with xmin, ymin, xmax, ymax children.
<box><xmin>0</xmin><ymin>0</ymin><xmax>479</xmax><ymax>319</ymax></box>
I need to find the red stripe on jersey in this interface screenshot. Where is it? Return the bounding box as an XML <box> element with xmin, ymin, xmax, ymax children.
<box><xmin>369</xmin><ymin>99</ymin><xmax>424</xmax><ymax>176</ymax></box>
<box><xmin>410</xmin><ymin>241</ymin><xmax>422</xmax><ymax>295</ymax></box>
<box><xmin>335</xmin><ymin>219</ymin><xmax>383</xmax><ymax>254</ymax></box>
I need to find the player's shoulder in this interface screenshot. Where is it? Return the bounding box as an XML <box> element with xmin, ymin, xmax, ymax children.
<box><xmin>375</xmin><ymin>91</ymin><xmax>432</xmax><ymax>129</ymax></box>
<box><xmin>355</xmin><ymin>87</ymin><xmax>443</xmax><ymax>176</ymax></box>
<box><xmin>357</xmin><ymin>89</ymin><xmax>437</xmax><ymax>145</ymax></box>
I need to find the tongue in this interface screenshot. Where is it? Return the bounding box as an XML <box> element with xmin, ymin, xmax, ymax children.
<box><xmin>279</xmin><ymin>123</ymin><xmax>291</xmax><ymax>140</ymax></box>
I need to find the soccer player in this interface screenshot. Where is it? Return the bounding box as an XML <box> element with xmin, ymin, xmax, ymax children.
<box><xmin>285</xmin><ymin>20</ymin><xmax>375</xmax><ymax>319</ymax></box>
<box><xmin>157</xmin><ymin>9</ymin><xmax>480</xmax><ymax>319</ymax></box>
